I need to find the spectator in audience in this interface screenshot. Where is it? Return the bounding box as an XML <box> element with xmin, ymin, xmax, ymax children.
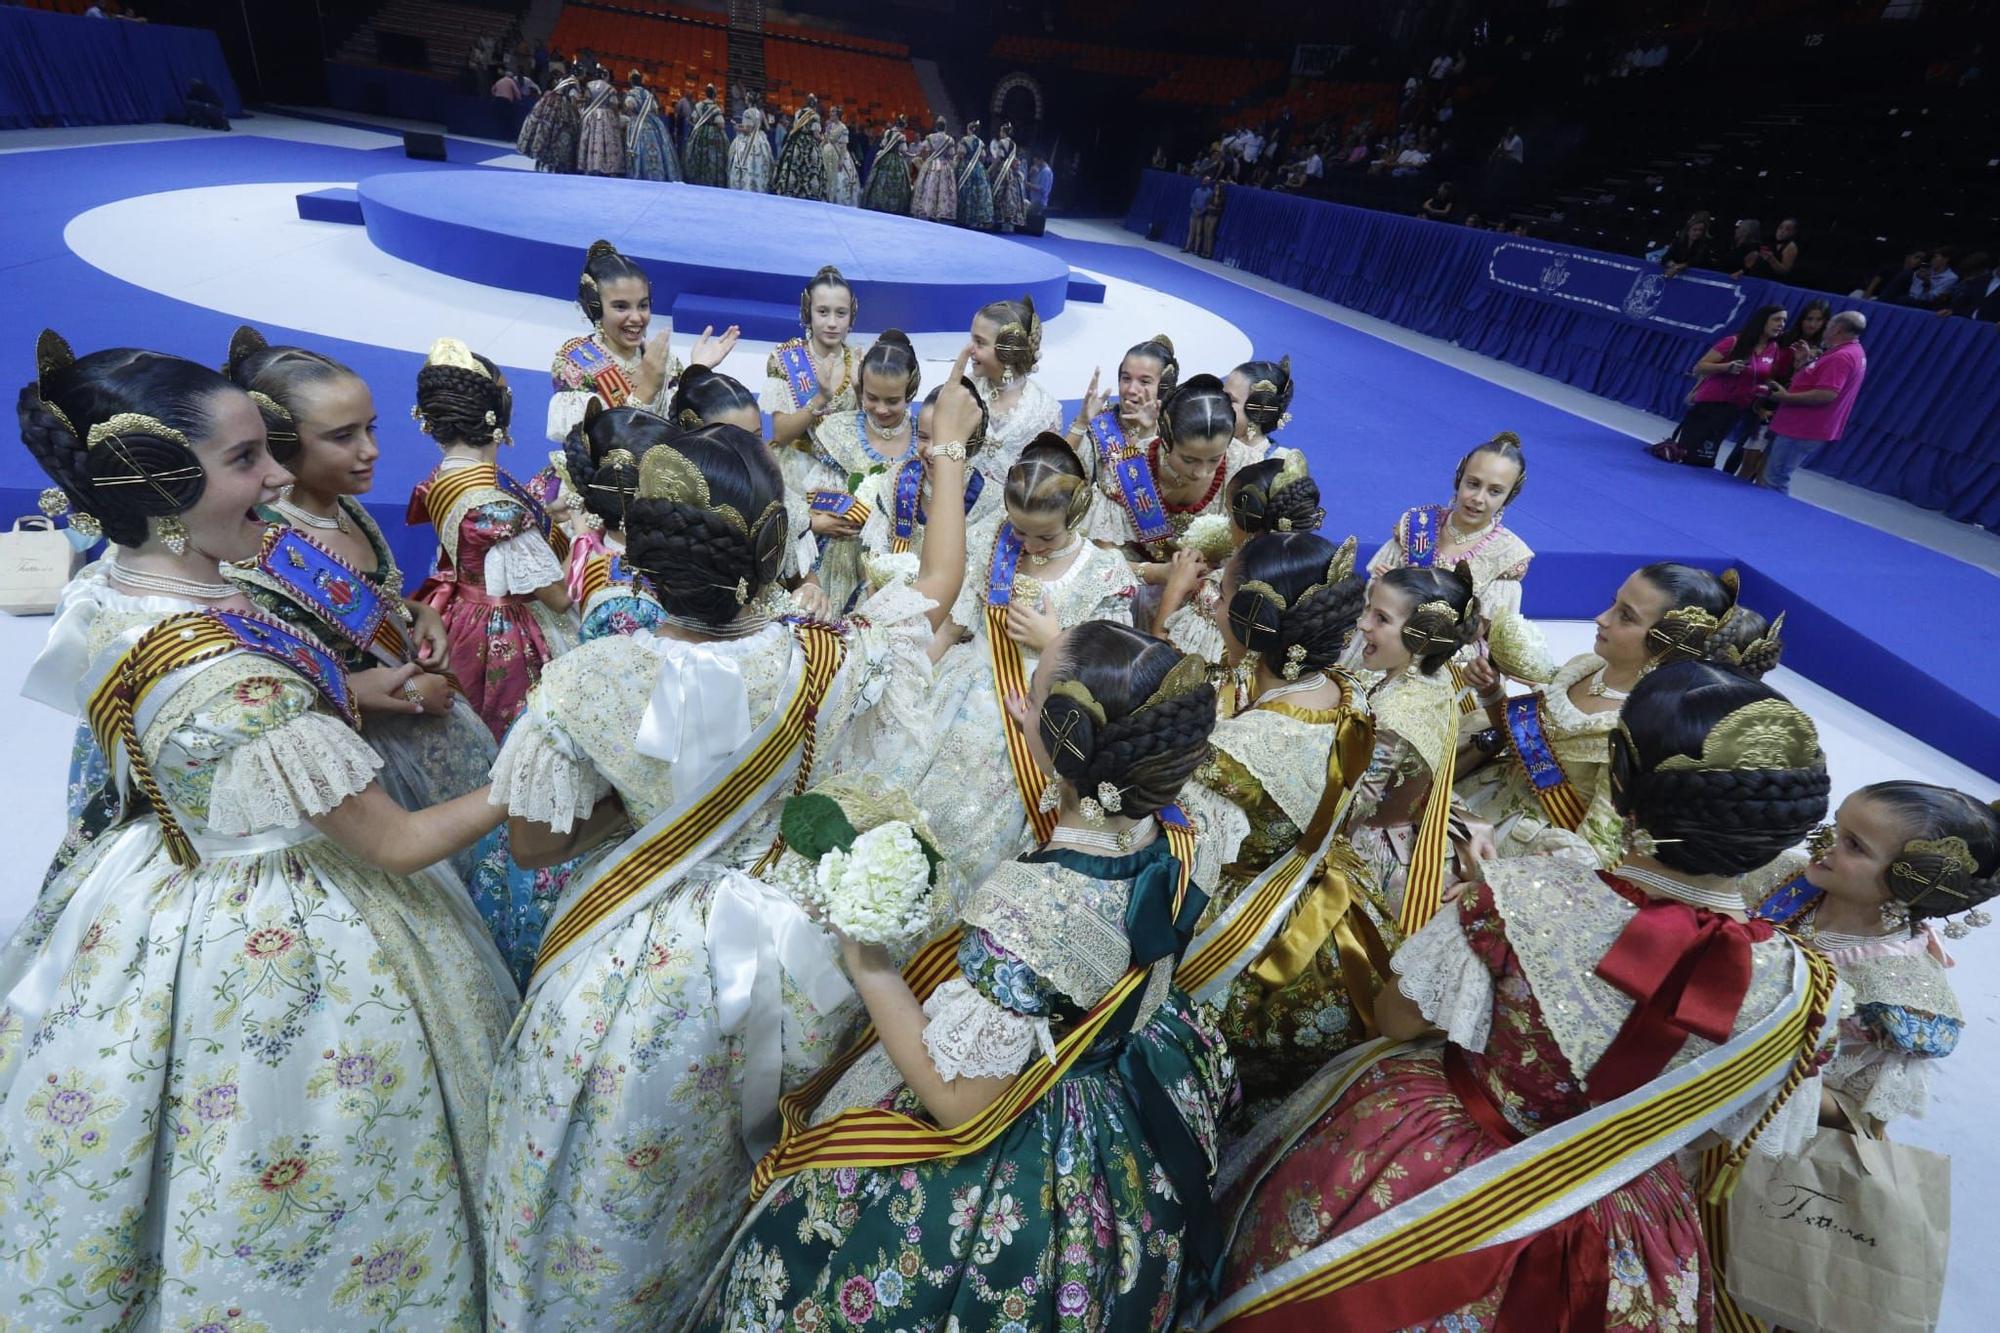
<box><xmin>1028</xmin><ymin>154</ymin><xmax>1054</xmax><ymax>211</ymax></box>
<box><xmin>1758</xmin><ymin>310</ymin><xmax>1868</xmax><ymax>495</ymax></box>
<box><xmin>1740</xmin><ymin>217</ymin><xmax>1802</xmax><ymax>281</ymax></box>
<box><xmin>1648</xmin><ymin>304</ymin><xmax>1790</xmax><ymax>468</ymax></box>
<box><xmin>1727</xmin><ymin>218</ymin><xmax>1764</xmax><ymax>277</ymax></box>
<box><xmin>1343</xmin><ymin>129</ymin><xmax>1371</xmax><ymax>169</ymax></box>
<box><xmin>492</xmin><ymin>68</ymin><xmax>523</xmax><ymax>102</ymax></box>
<box><xmin>1493</xmin><ymin>125</ymin><xmax>1525</xmax><ymax>166</ymax></box>
<box><xmin>1420</xmin><ymin>181</ymin><xmax>1457</xmax><ymax>221</ymax></box>
<box><xmin>1950</xmin><ymin>252</ymin><xmax>2000</xmax><ymax>321</ymax></box>
<box><xmin>182</xmin><ymin>78</ymin><xmax>228</xmax><ymax>131</ymax></box>
<box><xmin>1905</xmin><ymin>247</ymin><xmax>1961</xmax><ymax>307</ymax></box>
<box><xmin>1862</xmin><ymin>247</ymin><xmax>1930</xmax><ymax>302</ymax></box>
<box><xmin>1184</xmin><ymin>175</ymin><xmax>1215</xmax><ymax>253</ymax></box>
<box><xmin>1660</xmin><ymin>210</ymin><xmax>1717</xmax><ymax>278</ymax></box>
<box><xmin>1463</xmin><ymin>211</ymin><xmax>1485</xmax><ymax>230</ymax></box>
<box><xmin>1429</xmin><ymin>50</ymin><xmax>1453</xmax><ymax>81</ymax></box>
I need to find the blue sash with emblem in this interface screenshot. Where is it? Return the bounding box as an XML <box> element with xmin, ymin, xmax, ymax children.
<box><xmin>1753</xmin><ymin>877</ymin><xmax>1821</xmax><ymax>927</ymax></box>
<box><xmin>776</xmin><ymin>342</ymin><xmax>822</xmax><ymax>409</ymax></box>
<box><xmin>564</xmin><ymin>339</ymin><xmax>633</xmax><ymax>407</ymax></box>
<box><xmin>1087</xmin><ymin>405</ymin><xmax>1131</xmax><ymax>481</ymax></box>
<box><xmin>1501</xmin><ymin>691</ymin><xmax>1587</xmax><ymax>829</ymax></box>
<box><xmin>254</xmin><ymin>527</ymin><xmax>395</xmax><ymax>662</ymax></box>
<box><xmin>890</xmin><ymin>458</ymin><xmax>985</xmax><ymax>552</ymax></box>
<box><xmin>1112</xmin><ymin>448</ymin><xmax>1172</xmax><ymax>546</ymax></box>
<box><xmin>1403</xmin><ymin>504</ymin><xmax>1444</xmax><ymax>568</ymax></box>
<box><xmin>215</xmin><ymin>609</ymin><xmax>359</xmax><ymax>725</ymax></box>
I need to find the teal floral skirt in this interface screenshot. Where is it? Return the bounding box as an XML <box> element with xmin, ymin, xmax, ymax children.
<box><xmin>703</xmin><ymin>990</ymin><xmax>1239</xmax><ymax>1331</ymax></box>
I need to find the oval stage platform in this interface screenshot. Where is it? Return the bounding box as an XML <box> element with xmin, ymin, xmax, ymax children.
<box><xmin>356</xmin><ymin>171</ymin><xmax>1073</xmax><ymax>339</ymax></box>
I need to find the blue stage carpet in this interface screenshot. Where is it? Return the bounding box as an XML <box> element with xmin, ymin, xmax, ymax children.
<box><xmin>1</xmin><ymin>129</ymin><xmax>1994</xmax><ymax>778</ymax></box>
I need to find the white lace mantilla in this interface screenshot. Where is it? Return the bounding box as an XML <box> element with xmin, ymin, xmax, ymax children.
<box><xmin>483</xmin><ymin>529</ymin><xmax>567</xmax><ymax>597</ymax></box>
<box><xmin>1390</xmin><ymin>906</ymin><xmax>1494</xmax><ymax>1050</ymax></box>
<box><xmin>920</xmin><ymin>976</ymin><xmax>1048</xmax><ymax>1081</ymax></box>
<box><xmin>963</xmin><ymin>859</ymin><xmax>1132</xmax><ymax>1008</ymax></box>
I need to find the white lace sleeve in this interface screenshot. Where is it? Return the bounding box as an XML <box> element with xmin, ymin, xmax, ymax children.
<box><xmin>1366</xmin><ymin>534</ymin><xmax>1402</xmax><ymax>578</ymax></box>
<box><xmin>760</xmin><ymin>374</ymin><xmax>793</xmax><ymax>415</ymax></box>
<box><xmin>1831</xmin><ymin>1045</ymin><xmax>1935</xmax><ymax>1124</ymax></box>
<box><xmin>1178</xmin><ymin>779</ymin><xmax>1251</xmax><ymax>892</ymax></box>
<box><xmin>921</xmin><ymin>977</ymin><xmax>1044</xmax><ymax>1080</ymax></box>
<box><xmin>1390</xmin><ymin>906</ymin><xmax>1494</xmax><ymax>1050</ymax></box>
<box><xmin>1164</xmin><ymin>596</ymin><xmax>1225</xmax><ymax>663</ymax></box>
<box><xmin>482</xmin><ymin>528</ymin><xmax>565</xmax><ymax>597</ymax></box>
<box><xmin>546</xmin><ymin>387</ymin><xmax>592</xmax><ymax>447</ymax></box>
<box><xmin>947</xmin><ymin>520</ymin><xmax>1000</xmax><ymax>633</ymax></box>
<box><xmin>488</xmin><ymin>697</ymin><xmax>610</xmax><ymax>833</ymax></box>
<box><xmin>1085</xmin><ymin>492</ymin><xmax>1135</xmax><ymax>546</ymax></box>
<box><xmin>206</xmin><ymin>712</ymin><xmax>384</xmax><ymax>836</ymax></box>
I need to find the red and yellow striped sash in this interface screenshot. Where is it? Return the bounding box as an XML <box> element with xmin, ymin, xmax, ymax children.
<box><xmin>419</xmin><ymin>462</ymin><xmax>496</xmax><ymax>536</ymax></box>
<box><xmin>1400</xmin><ymin>740</ymin><xmax>1458</xmax><ymax>935</ymax></box>
<box><xmin>531</xmin><ymin>622</ymin><xmax>846</xmax><ymax>976</ymax></box>
<box><xmin>985</xmin><ymin>602</ymin><xmax>1058</xmax><ymax>844</ymax></box>
<box><xmin>750</xmin><ymin>817</ymin><xmax>1196</xmax><ymax>1197</ymax></box>
<box><xmin>1446</xmin><ymin>660</ymin><xmax>1480</xmax><ymax>716</ymax></box>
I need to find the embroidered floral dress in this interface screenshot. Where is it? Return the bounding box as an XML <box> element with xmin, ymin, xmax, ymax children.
<box><xmin>1456</xmin><ymin>652</ymin><xmax>1626</xmax><ymax>868</ymax></box>
<box><xmin>1</xmin><ymin>569</ymin><xmax>517</xmax><ymax>1329</ymax></box>
<box><xmin>517</xmin><ymin>77</ymin><xmax>581</xmax><ymax>173</ymax></box>
<box><xmin>237</xmin><ymin>499</ymin><xmax>497</xmax><ymax>880</ymax></box>
<box><xmin>861</xmin><ymin>127</ymin><xmax>913</xmax><ymax>213</ymax></box>
<box><xmin>971</xmin><ymin>373</ymin><xmax>1065</xmax><ymax>481</ymax></box>
<box><xmin>991</xmin><ymin>136</ymin><xmax>1027</xmax><ymax>229</ymax></box>
<box><xmin>1349</xmin><ymin>668</ymin><xmax>1462</xmax><ymax>928</ymax></box>
<box><xmin>684</xmin><ymin>96</ymin><xmax>729</xmax><ymax>187</ymax></box>
<box><xmin>576</xmin><ymin>80</ymin><xmax>627</xmax><ymax>176</ymax></box>
<box><xmin>780</xmin><ymin>408</ymin><xmax>922</xmax><ymax>613</ymax></box>
<box><xmin>1089</xmin><ymin>437</ymin><xmax>1263</xmax><ymax>629</ymax></box>
<box><xmin>881</xmin><ymin>518</ymin><xmax>1136</xmax><ymax>897</ymax></box>
<box><xmin>822</xmin><ymin>119</ymin><xmax>861</xmax><ymax>205</ymax></box>
<box><xmin>1178</xmin><ymin>678</ymin><xmax>1397</xmax><ymax>1109</ymax></box>
<box><xmin>704</xmin><ymin>840</ymin><xmax>1240</xmax><ymax>1332</ymax></box>
<box><xmin>910</xmin><ymin>131</ymin><xmax>959</xmax><ymax>221</ymax></box>
<box><xmin>625</xmin><ymin>86</ymin><xmax>682</xmax><ymax>182</ymax></box>
<box><xmin>409</xmin><ymin>458</ymin><xmax>578</xmax><ymax>741</ymax></box>
<box><xmin>728</xmin><ymin>106</ymin><xmax>774</xmax><ymax>192</ymax></box>
<box><xmin>481</xmin><ymin>584</ymin><xmax>941</xmax><ymax>1331</ymax></box>
<box><xmin>772</xmin><ymin>107</ymin><xmax>826</xmax><ymax>199</ymax></box>
<box><xmin>1218</xmin><ymin>859</ymin><xmax>1824</xmax><ymax>1331</ymax></box>
<box><xmin>956</xmin><ymin>132</ymin><xmax>995</xmax><ymax>229</ymax></box>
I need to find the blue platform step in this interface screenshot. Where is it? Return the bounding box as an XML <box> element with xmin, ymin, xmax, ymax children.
<box><xmin>1066</xmin><ymin>271</ymin><xmax>1106</xmax><ymax>304</ymax></box>
<box><xmin>670</xmin><ymin>293</ymin><xmax>798</xmax><ymax>344</ymax></box>
<box><xmin>295</xmin><ymin>187</ymin><xmax>362</xmax><ymax>224</ymax></box>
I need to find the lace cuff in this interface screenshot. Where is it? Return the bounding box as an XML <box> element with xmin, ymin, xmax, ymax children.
<box><xmin>1164</xmin><ymin>598</ymin><xmax>1225</xmax><ymax>664</ymax></box>
<box><xmin>1714</xmin><ymin>1072</ymin><xmax>1824</xmax><ymax>1159</ymax></box>
<box><xmin>1178</xmin><ymin>779</ymin><xmax>1250</xmax><ymax>892</ymax></box>
<box><xmin>482</xmin><ymin>530</ymin><xmax>565</xmax><ymax>597</ymax></box>
<box><xmin>832</xmin><ymin>580</ymin><xmax>939</xmax><ymax>771</ymax></box>
<box><xmin>488</xmin><ymin>701</ymin><xmax>609</xmax><ymax>833</ymax></box>
<box><xmin>1833</xmin><ymin>1048</ymin><xmax>1935</xmax><ymax>1124</ymax></box>
<box><xmin>921</xmin><ymin>977</ymin><xmax>1044</xmax><ymax>1081</ymax></box>
<box><xmin>206</xmin><ymin>712</ymin><xmax>384</xmax><ymax>835</ymax></box>
<box><xmin>1390</xmin><ymin>906</ymin><xmax>1494</xmax><ymax>1050</ymax></box>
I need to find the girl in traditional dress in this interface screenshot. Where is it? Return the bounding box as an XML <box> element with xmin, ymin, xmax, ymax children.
<box><xmin>223</xmin><ymin>327</ymin><xmax>495</xmax><ymax>878</ymax></box>
<box><xmin>481</xmin><ymin>374</ymin><xmax>988</xmax><ymax>1330</ymax></box>
<box><xmin>1456</xmin><ymin>562</ymin><xmax>1742</xmax><ymax>867</ymax></box>
<box><xmin>547</xmin><ymin>240</ymin><xmax>739</xmax><ymax>443</ymax></box>
<box><xmin>728</xmin><ymin>90</ymin><xmax>774</xmax><ymax>192</ymax></box>
<box><xmin>1209</xmin><ymin>661</ymin><xmax>1838</xmax><ymax>1333</ymax></box>
<box><xmin>821</xmin><ymin>105</ymin><xmax>861</xmax><ymax>205</ymax></box>
<box><xmin>1176</xmin><ymin>532</ymin><xmax>1393</xmax><ymax>1110</ymax></box>
<box><xmin>517</xmin><ymin>70</ymin><xmax>581</xmax><ymax>173</ymax></box>
<box><xmin>764</xmin><ymin>265</ymin><xmax>859</xmax><ymax>449</ymax></box>
<box><xmin>910</xmin><ymin>116</ymin><xmax>959</xmax><ymax>222</ymax></box>
<box><xmin>683</xmin><ymin>82</ymin><xmax>729</xmax><ymax>187</ymax></box>
<box><xmin>772</xmin><ymin>93</ymin><xmax>827</xmax><ymax>199</ymax></box>
<box><xmin>855</xmin><ymin>381</ymin><xmax>1006</xmax><ymax>567</ymax></box>
<box><xmin>955</xmin><ymin>118</ymin><xmax>995</xmax><ymax>229</ymax></box>
<box><xmin>1155</xmin><ymin>450</ymin><xmax>1323</xmax><ymax>693</ymax></box>
<box><xmin>5</xmin><ymin>337</ymin><xmax>517</xmax><ymax>1328</ymax></box>
<box><xmin>967</xmin><ymin>294</ymin><xmax>1064</xmax><ymax>477</ymax></box>
<box><xmin>407</xmin><ymin>339</ymin><xmax>576</xmax><ymax>741</ymax></box>
<box><xmin>781</xmin><ymin>331</ymin><xmax>925</xmax><ymax>614</ymax></box>
<box><xmin>1087</xmin><ymin>374</ymin><xmax>1264</xmax><ymax>627</ymax></box>
<box><xmin>1065</xmin><ymin>334</ymin><xmax>1178</xmax><ymax>483</ymax></box>
<box><xmin>576</xmin><ymin>75</ymin><xmax>626</xmax><ymax>177</ymax></box>
<box><xmin>882</xmin><ymin>439</ymin><xmax>1135</xmax><ymax>895</ymax></box>
<box><xmin>624</xmin><ymin>73</ymin><xmax>682</xmax><ymax>182</ymax></box>
<box><xmin>990</xmin><ymin>120</ymin><xmax>1028</xmax><ymax>231</ymax></box>
<box><xmin>703</xmin><ymin>622</ymin><xmax>1237</xmax><ymax>1333</ymax></box>
<box><xmin>673</xmin><ymin>362</ymin><xmax>765</xmax><ymax>434</ymax></box>
<box><xmin>1223</xmin><ymin>355</ymin><xmax>1293</xmax><ymax>461</ymax></box>
<box><xmin>1362</xmin><ymin>433</ymin><xmax>1533</xmax><ymax>711</ymax></box>
<box><xmin>861</xmin><ymin>114</ymin><xmax>914</xmax><ymax>214</ymax></box>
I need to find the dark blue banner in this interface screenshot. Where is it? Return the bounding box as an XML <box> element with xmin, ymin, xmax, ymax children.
<box><xmin>1483</xmin><ymin>240</ymin><xmax>1745</xmax><ymax>335</ymax></box>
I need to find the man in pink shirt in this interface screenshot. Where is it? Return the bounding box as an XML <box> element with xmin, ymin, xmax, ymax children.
<box><xmin>1758</xmin><ymin>309</ymin><xmax>1867</xmax><ymax>494</ymax></box>
<box><xmin>491</xmin><ymin>70</ymin><xmax>522</xmax><ymax>102</ymax></box>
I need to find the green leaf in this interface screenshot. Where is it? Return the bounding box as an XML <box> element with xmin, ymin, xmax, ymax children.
<box><xmin>780</xmin><ymin>793</ymin><xmax>859</xmax><ymax>861</ymax></box>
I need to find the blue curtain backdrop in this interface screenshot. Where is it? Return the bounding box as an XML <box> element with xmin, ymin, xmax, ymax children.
<box><xmin>0</xmin><ymin>7</ymin><xmax>241</xmax><ymax>129</ymax></box>
<box><xmin>1130</xmin><ymin>170</ymin><xmax>2000</xmax><ymax>528</ymax></box>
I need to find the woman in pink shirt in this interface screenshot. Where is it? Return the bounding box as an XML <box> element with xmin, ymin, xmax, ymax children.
<box><xmin>1646</xmin><ymin>303</ymin><xmax>1789</xmax><ymax>468</ymax></box>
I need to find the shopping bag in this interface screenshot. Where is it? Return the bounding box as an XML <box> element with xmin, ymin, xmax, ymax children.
<box><xmin>0</xmin><ymin>516</ymin><xmax>80</xmax><ymax>615</ymax></box>
<box><xmin>1724</xmin><ymin>1108</ymin><xmax>1950</xmax><ymax>1333</ymax></box>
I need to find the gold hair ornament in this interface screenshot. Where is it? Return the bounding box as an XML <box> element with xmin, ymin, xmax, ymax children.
<box><xmin>1653</xmin><ymin>697</ymin><xmax>1822</xmax><ymax>773</ymax></box>
<box><xmin>423</xmin><ymin>337</ymin><xmax>492</xmax><ymax>379</ymax></box>
<box><xmin>1887</xmin><ymin>836</ymin><xmax>1993</xmax><ymax>936</ymax></box>
<box><xmin>35</xmin><ymin>329</ymin><xmax>79</xmax><ymax>438</ymax></box>
<box><xmin>1720</xmin><ymin>610</ymin><xmax>1787</xmax><ymax>676</ymax></box>
<box><xmin>1132</xmin><ymin>652</ymin><xmax>1210</xmax><ymax>716</ymax></box>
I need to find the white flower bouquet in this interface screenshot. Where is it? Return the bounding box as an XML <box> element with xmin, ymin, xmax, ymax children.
<box><xmin>1180</xmin><ymin>513</ymin><xmax>1235</xmax><ymax>562</ymax></box>
<box><xmin>775</xmin><ymin>776</ymin><xmax>949</xmax><ymax>950</ymax></box>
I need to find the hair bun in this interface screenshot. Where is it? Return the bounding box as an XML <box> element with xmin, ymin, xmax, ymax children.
<box><xmin>226</xmin><ymin>325</ymin><xmax>268</xmax><ymax>376</ymax></box>
<box><xmin>586</xmin><ymin>239</ymin><xmax>621</xmax><ymax>263</ymax></box>
<box><xmin>1150</xmin><ymin>333</ymin><xmax>1175</xmax><ymax>355</ymax></box>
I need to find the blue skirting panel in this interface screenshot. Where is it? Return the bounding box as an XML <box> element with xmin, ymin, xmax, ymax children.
<box><xmin>296</xmin><ymin>187</ymin><xmax>362</xmax><ymax>224</ymax></box>
<box><xmin>1126</xmin><ymin>169</ymin><xmax>2000</xmax><ymax>530</ymax></box>
<box><xmin>0</xmin><ymin>7</ymin><xmax>241</xmax><ymax>129</ymax></box>
<box><xmin>322</xmin><ymin>61</ymin><xmax>532</xmax><ymax>143</ymax></box>
<box><xmin>358</xmin><ymin>170</ymin><xmax>1072</xmax><ymax>334</ymax></box>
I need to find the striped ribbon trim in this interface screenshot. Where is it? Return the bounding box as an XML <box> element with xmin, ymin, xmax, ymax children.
<box><xmin>1211</xmin><ymin>947</ymin><xmax>1836</xmax><ymax>1326</ymax></box>
<box><xmin>1399</xmin><ymin>740</ymin><xmax>1458</xmax><ymax>935</ymax></box>
<box><xmin>985</xmin><ymin>602</ymin><xmax>1058</xmax><ymax>844</ymax></box>
<box><xmin>749</xmin><ymin>816</ymin><xmax>1196</xmax><ymax>1198</ymax></box>
<box><xmin>530</xmin><ymin>622</ymin><xmax>846</xmax><ymax>976</ymax></box>
<box><xmin>1699</xmin><ymin>1145</ymin><xmax>1770</xmax><ymax>1333</ymax></box>
<box><xmin>419</xmin><ymin>462</ymin><xmax>496</xmax><ymax>536</ymax></box>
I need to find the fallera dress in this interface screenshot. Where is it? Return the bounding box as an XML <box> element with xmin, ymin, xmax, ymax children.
<box><xmin>575</xmin><ymin>80</ymin><xmax>626</xmax><ymax>177</ymax></box>
<box><xmin>910</xmin><ymin>131</ymin><xmax>959</xmax><ymax>222</ymax></box>
<box><xmin>772</xmin><ymin>107</ymin><xmax>827</xmax><ymax>200</ymax></box>
<box><xmin>517</xmin><ymin>77</ymin><xmax>581</xmax><ymax>173</ymax></box>
<box><xmin>684</xmin><ymin>96</ymin><xmax>729</xmax><ymax>186</ymax></box>
<box><xmin>956</xmin><ymin>132</ymin><xmax>995</xmax><ymax>229</ymax></box>
<box><xmin>624</xmin><ymin>86</ymin><xmax>682</xmax><ymax>182</ymax></box>
<box><xmin>822</xmin><ymin>119</ymin><xmax>862</xmax><ymax>204</ymax></box>
<box><xmin>991</xmin><ymin>135</ymin><xmax>1028</xmax><ymax>229</ymax></box>
<box><xmin>729</xmin><ymin>106</ymin><xmax>775</xmax><ymax>192</ymax></box>
<box><xmin>861</xmin><ymin>126</ymin><xmax>913</xmax><ymax>213</ymax></box>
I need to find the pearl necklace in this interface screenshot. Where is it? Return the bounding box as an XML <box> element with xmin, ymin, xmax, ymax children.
<box><xmin>1615</xmin><ymin>863</ymin><xmax>1747</xmax><ymax>914</ymax></box>
<box><xmin>863</xmin><ymin>411</ymin><xmax>909</xmax><ymax>441</ymax></box>
<box><xmin>272</xmin><ymin>493</ymin><xmax>349</xmax><ymax>533</ymax></box>
<box><xmin>1585</xmin><ymin>667</ymin><xmax>1630</xmax><ymax>701</ymax></box>
<box><xmin>1797</xmin><ymin>904</ymin><xmax>1895</xmax><ymax>952</ymax></box>
<box><xmin>1047</xmin><ymin>823</ymin><xmax>1152</xmax><ymax>855</ymax></box>
<box><xmin>108</xmin><ymin>556</ymin><xmax>238</xmax><ymax>601</ymax></box>
<box><xmin>1028</xmin><ymin>534</ymin><xmax>1083</xmax><ymax>567</ymax></box>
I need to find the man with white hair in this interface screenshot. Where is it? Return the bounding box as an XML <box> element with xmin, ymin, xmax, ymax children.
<box><xmin>1758</xmin><ymin>309</ymin><xmax>1868</xmax><ymax>494</ymax></box>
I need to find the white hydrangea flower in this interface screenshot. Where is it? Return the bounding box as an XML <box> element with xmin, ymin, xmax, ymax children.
<box><xmin>815</xmin><ymin>820</ymin><xmax>933</xmax><ymax>948</ymax></box>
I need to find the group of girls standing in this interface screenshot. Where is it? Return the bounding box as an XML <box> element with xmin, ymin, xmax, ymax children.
<box><xmin>4</xmin><ymin>234</ymin><xmax>1992</xmax><ymax>1332</ymax></box>
<box><xmin>857</xmin><ymin>114</ymin><xmax>1031</xmax><ymax>230</ymax></box>
<box><xmin>518</xmin><ymin>68</ymin><xmax>688</xmax><ymax>183</ymax></box>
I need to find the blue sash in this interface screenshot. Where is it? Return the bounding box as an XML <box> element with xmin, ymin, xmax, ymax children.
<box><xmin>776</xmin><ymin>342</ymin><xmax>822</xmax><ymax>409</ymax></box>
<box><xmin>1754</xmin><ymin>877</ymin><xmax>1821</xmax><ymax>926</ymax></box>
<box><xmin>1502</xmin><ymin>691</ymin><xmax>1587</xmax><ymax>828</ymax></box>
<box><xmin>919</xmin><ymin>469</ymin><xmax>985</xmax><ymax>527</ymax></box>
<box><xmin>1112</xmin><ymin>448</ymin><xmax>1173</xmax><ymax>546</ymax></box>
<box><xmin>986</xmin><ymin>522</ymin><xmax>1025</xmax><ymax>607</ymax></box>
<box><xmin>494</xmin><ymin>467</ymin><xmax>556</xmax><ymax>541</ymax></box>
<box><xmin>216</xmin><ymin>609</ymin><xmax>359</xmax><ymax>725</ymax></box>
<box><xmin>807</xmin><ymin>489</ymin><xmax>869</xmax><ymax>523</ymax></box>
<box><xmin>256</xmin><ymin>527</ymin><xmax>392</xmax><ymax>658</ymax></box>
<box><xmin>1087</xmin><ymin>405</ymin><xmax>1130</xmax><ymax>480</ymax></box>
<box><xmin>1403</xmin><ymin>504</ymin><xmax>1444</xmax><ymax>568</ymax></box>
<box><xmin>891</xmin><ymin>460</ymin><xmax>985</xmax><ymax>550</ymax></box>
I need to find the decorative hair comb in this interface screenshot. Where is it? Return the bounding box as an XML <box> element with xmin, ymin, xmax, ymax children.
<box><xmin>1653</xmin><ymin>697</ymin><xmax>1822</xmax><ymax>774</ymax></box>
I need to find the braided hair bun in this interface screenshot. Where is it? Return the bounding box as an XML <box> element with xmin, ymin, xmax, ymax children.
<box><xmin>21</xmin><ymin>334</ymin><xmax>239</xmax><ymax>548</ymax></box>
<box><xmin>414</xmin><ymin>349</ymin><xmax>511</xmax><ymax>447</ymax></box>
<box><xmin>1037</xmin><ymin>621</ymin><xmax>1218</xmax><ymax>818</ymax></box>
<box><xmin>622</xmin><ymin>421</ymin><xmax>787</xmax><ymax>624</ymax></box>
<box><xmin>1005</xmin><ymin>434</ymin><xmax>1092</xmax><ymax>528</ymax></box>
<box><xmin>1232</xmin><ymin>355</ymin><xmax>1294</xmax><ymax>435</ymax></box>
<box><xmin>1610</xmin><ymin>661</ymin><xmax>1831</xmax><ymax>876</ymax></box>
<box><xmin>1227</xmin><ymin>449</ymin><xmax>1322</xmax><ymax>535</ymax></box>
<box><xmin>1855</xmin><ymin>782</ymin><xmax>2000</xmax><ymax>931</ymax></box>
<box><xmin>566</xmin><ymin>402</ymin><xmax>676</xmax><ymax>532</ymax></box>
<box><xmin>222</xmin><ymin>325</ymin><xmax>354</xmax><ymax>465</ymax></box>
<box><xmin>1225</xmin><ymin>532</ymin><xmax>1364</xmax><ymax>674</ymax></box>
<box><xmin>578</xmin><ymin>239</ymin><xmax>649</xmax><ymax>325</ymax></box>
<box><xmin>1159</xmin><ymin>374</ymin><xmax>1235</xmax><ymax>452</ymax></box>
<box><xmin>1378</xmin><ymin>564</ymin><xmax>1481</xmax><ymax>675</ymax></box>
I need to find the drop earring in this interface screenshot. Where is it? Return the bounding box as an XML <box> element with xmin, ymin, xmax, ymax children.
<box><xmin>1037</xmin><ymin>777</ymin><xmax>1062</xmax><ymax>814</ymax></box>
<box><xmin>155</xmin><ymin>515</ymin><xmax>189</xmax><ymax>556</ymax></box>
